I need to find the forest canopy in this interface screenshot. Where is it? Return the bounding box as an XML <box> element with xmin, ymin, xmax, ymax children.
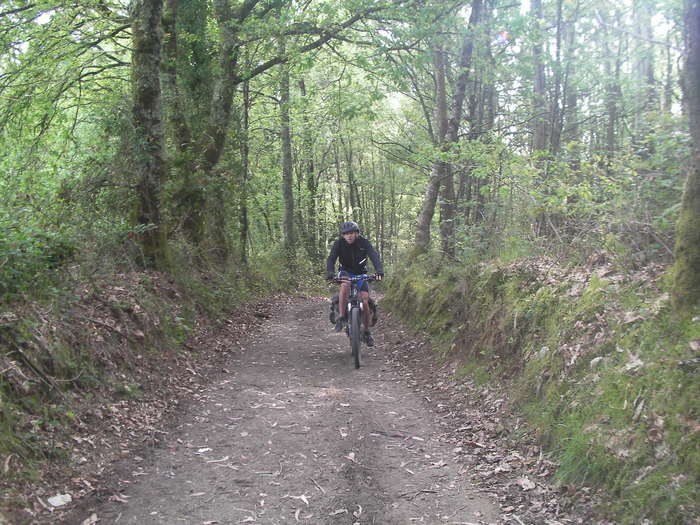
<box><xmin>0</xmin><ymin>0</ymin><xmax>697</xmax><ymax>307</ymax></box>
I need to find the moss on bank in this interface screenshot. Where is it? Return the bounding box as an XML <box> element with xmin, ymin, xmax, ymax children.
<box><xmin>384</xmin><ymin>257</ymin><xmax>699</xmax><ymax>524</ymax></box>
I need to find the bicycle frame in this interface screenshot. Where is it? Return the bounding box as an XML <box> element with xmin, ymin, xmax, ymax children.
<box><xmin>335</xmin><ymin>274</ymin><xmax>375</xmax><ymax>368</ymax></box>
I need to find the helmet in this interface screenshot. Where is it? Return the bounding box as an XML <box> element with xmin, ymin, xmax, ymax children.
<box><xmin>340</xmin><ymin>221</ymin><xmax>360</xmax><ymax>234</ymax></box>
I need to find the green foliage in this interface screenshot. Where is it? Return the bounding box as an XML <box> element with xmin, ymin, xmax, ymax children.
<box><xmin>0</xmin><ymin>218</ymin><xmax>76</xmax><ymax>300</ymax></box>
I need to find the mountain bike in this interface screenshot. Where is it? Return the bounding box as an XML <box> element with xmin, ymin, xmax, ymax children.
<box><xmin>334</xmin><ymin>274</ymin><xmax>376</xmax><ymax>369</ymax></box>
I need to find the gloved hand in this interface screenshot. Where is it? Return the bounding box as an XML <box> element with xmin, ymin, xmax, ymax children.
<box><xmin>374</xmin><ymin>273</ymin><xmax>384</xmax><ymax>281</ymax></box>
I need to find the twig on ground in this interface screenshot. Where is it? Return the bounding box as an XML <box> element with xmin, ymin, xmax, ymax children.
<box><xmin>310</xmin><ymin>477</ymin><xmax>326</xmax><ymax>493</ymax></box>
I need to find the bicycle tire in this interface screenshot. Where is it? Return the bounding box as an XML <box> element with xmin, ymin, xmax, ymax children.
<box><xmin>351</xmin><ymin>307</ymin><xmax>361</xmax><ymax>369</ymax></box>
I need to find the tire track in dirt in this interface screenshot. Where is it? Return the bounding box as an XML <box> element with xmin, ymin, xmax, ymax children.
<box><xmin>78</xmin><ymin>296</ymin><xmax>501</xmax><ymax>525</ymax></box>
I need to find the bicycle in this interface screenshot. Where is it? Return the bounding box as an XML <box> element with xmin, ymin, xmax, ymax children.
<box><xmin>333</xmin><ymin>274</ymin><xmax>376</xmax><ymax>369</ymax></box>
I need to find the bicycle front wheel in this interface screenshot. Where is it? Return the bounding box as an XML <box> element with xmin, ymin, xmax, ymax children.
<box><xmin>350</xmin><ymin>307</ymin><xmax>361</xmax><ymax>369</ymax></box>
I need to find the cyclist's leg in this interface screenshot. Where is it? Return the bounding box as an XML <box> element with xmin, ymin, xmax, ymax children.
<box><xmin>359</xmin><ymin>290</ymin><xmax>375</xmax><ymax>346</ymax></box>
<box><xmin>335</xmin><ymin>281</ymin><xmax>350</xmax><ymax>332</ymax></box>
<box><xmin>338</xmin><ymin>275</ymin><xmax>351</xmax><ymax>320</ymax></box>
<box><xmin>360</xmin><ymin>290</ymin><xmax>371</xmax><ymax>331</ymax></box>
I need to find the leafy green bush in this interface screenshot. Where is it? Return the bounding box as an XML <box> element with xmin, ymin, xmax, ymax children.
<box><xmin>0</xmin><ymin>220</ymin><xmax>76</xmax><ymax>300</ymax></box>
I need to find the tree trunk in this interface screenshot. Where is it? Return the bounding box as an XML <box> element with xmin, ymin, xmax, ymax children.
<box><xmin>664</xmin><ymin>30</ymin><xmax>675</xmax><ymax>113</ymax></box>
<box><xmin>562</xmin><ymin>17</ymin><xmax>580</xmax><ymax>170</ymax></box>
<box><xmin>433</xmin><ymin>45</ymin><xmax>453</xmax><ymax>257</ymax></box>
<box><xmin>672</xmin><ymin>0</ymin><xmax>700</xmax><ymax>310</ymax></box>
<box><xmin>239</xmin><ymin>80</ymin><xmax>251</xmax><ymax>265</ymax></box>
<box><xmin>549</xmin><ymin>0</ymin><xmax>564</xmax><ymax>155</ymax></box>
<box><xmin>415</xmin><ymin>44</ymin><xmax>448</xmax><ymax>253</ymax></box>
<box><xmin>415</xmin><ymin>0</ymin><xmax>482</xmax><ymax>254</ymax></box>
<box><xmin>602</xmin><ymin>10</ymin><xmax>624</xmax><ymax>164</ymax></box>
<box><xmin>279</xmin><ymin>38</ymin><xmax>295</xmax><ymax>264</ymax></box>
<box><xmin>131</xmin><ymin>0</ymin><xmax>169</xmax><ymax>268</ymax></box>
<box><xmin>532</xmin><ymin>0</ymin><xmax>548</xmax><ymax>153</ymax></box>
<box><xmin>632</xmin><ymin>0</ymin><xmax>656</xmax><ymax>157</ymax></box>
<box><xmin>162</xmin><ymin>0</ymin><xmax>191</xmax><ymax>153</ymax></box>
<box><xmin>298</xmin><ymin>78</ymin><xmax>320</xmax><ymax>263</ymax></box>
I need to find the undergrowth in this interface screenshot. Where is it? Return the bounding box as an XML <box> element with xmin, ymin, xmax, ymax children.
<box><xmin>384</xmin><ymin>254</ymin><xmax>700</xmax><ymax>524</ymax></box>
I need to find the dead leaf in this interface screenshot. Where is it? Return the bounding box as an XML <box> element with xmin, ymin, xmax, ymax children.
<box><xmin>285</xmin><ymin>494</ymin><xmax>309</xmax><ymax>505</ymax></box>
<box><xmin>206</xmin><ymin>456</ymin><xmax>230</xmax><ymax>463</ymax></box>
<box><xmin>109</xmin><ymin>493</ymin><xmax>129</xmax><ymax>503</ymax></box>
<box><xmin>3</xmin><ymin>454</ymin><xmax>15</xmax><ymax>473</ymax></box>
<box><xmin>81</xmin><ymin>513</ymin><xmax>98</xmax><ymax>525</ymax></box>
<box><xmin>624</xmin><ymin>352</ymin><xmax>644</xmax><ymax>372</ymax></box>
<box><xmin>517</xmin><ymin>477</ymin><xmax>536</xmax><ymax>490</ymax></box>
<box><xmin>48</xmin><ymin>494</ymin><xmax>72</xmax><ymax>507</ymax></box>
<box><xmin>623</xmin><ymin>312</ymin><xmax>644</xmax><ymax>324</ymax></box>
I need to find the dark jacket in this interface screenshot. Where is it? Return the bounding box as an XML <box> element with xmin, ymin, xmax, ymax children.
<box><xmin>326</xmin><ymin>236</ymin><xmax>383</xmax><ymax>276</ymax></box>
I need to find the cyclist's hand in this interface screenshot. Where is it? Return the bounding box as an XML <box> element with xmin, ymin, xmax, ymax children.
<box><xmin>326</xmin><ymin>273</ymin><xmax>335</xmax><ymax>282</ymax></box>
<box><xmin>374</xmin><ymin>273</ymin><xmax>383</xmax><ymax>281</ymax></box>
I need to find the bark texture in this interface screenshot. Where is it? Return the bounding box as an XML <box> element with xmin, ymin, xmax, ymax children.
<box><xmin>279</xmin><ymin>39</ymin><xmax>295</xmax><ymax>263</ymax></box>
<box><xmin>131</xmin><ymin>0</ymin><xmax>169</xmax><ymax>268</ymax></box>
<box><xmin>672</xmin><ymin>0</ymin><xmax>700</xmax><ymax>310</ymax></box>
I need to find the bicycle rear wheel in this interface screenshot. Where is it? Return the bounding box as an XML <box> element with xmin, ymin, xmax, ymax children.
<box><xmin>350</xmin><ymin>307</ymin><xmax>361</xmax><ymax>369</ymax></box>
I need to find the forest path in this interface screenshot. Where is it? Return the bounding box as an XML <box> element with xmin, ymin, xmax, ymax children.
<box><xmin>70</xmin><ymin>296</ymin><xmax>571</xmax><ymax>525</ymax></box>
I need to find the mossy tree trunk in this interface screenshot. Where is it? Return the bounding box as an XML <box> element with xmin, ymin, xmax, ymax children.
<box><xmin>672</xmin><ymin>0</ymin><xmax>700</xmax><ymax>310</ymax></box>
<box><xmin>131</xmin><ymin>0</ymin><xmax>169</xmax><ymax>269</ymax></box>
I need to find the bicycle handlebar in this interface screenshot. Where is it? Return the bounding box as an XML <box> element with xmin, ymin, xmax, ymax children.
<box><xmin>333</xmin><ymin>274</ymin><xmax>378</xmax><ymax>283</ymax></box>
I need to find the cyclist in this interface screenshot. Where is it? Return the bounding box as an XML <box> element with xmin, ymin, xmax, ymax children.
<box><xmin>326</xmin><ymin>221</ymin><xmax>384</xmax><ymax>347</ymax></box>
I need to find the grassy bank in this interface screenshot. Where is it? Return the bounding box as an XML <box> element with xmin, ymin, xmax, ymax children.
<box><xmin>384</xmin><ymin>256</ymin><xmax>699</xmax><ymax>524</ymax></box>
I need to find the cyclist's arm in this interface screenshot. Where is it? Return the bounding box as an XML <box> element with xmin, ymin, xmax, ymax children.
<box><xmin>326</xmin><ymin>241</ymin><xmax>340</xmax><ymax>277</ymax></box>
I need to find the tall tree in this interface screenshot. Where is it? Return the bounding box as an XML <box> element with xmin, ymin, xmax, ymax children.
<box><xmin>298</xmin><ymin>78</ymin><xmax>321</xmax><ymax>263</ymax></box>
<box><xmin>279</xmin><ymin>36</ymin><xmax>296</xmax><ymax>264</ymax></box>
<box><xmin>414</xmin><ymin>0</ymin><xmax>483</xmax><ymax>254</ymax></box>
<box><xmin>531</xmin><ymin>0</ymin><xmax>548</xmax><ymax>153</ymax></box>
<box><xmin>131</xmin><ymin>0</ymin><xmax>169</xmax><ymax>268</ymax></box>
<box><xmin>672</xmin><ymin>0</ymin><xmax>700</xmax><ymax>310</ymax></box>
<box><xmin>239</xmin><ymin>80</ymin><xmax>251</xmax><ymax>265</ymax></box>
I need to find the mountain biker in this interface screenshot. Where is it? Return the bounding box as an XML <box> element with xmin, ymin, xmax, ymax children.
<box><xmin>326</xmin><ymin>221</ymin><xmax>384</xmax><ymax>347</ymax></box>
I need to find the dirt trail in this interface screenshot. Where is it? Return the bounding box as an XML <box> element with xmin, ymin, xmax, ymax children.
<box><xmin>68</xmin><ymin>296</ymin><xmax>501</xmax><ymax>525</ymax></box>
